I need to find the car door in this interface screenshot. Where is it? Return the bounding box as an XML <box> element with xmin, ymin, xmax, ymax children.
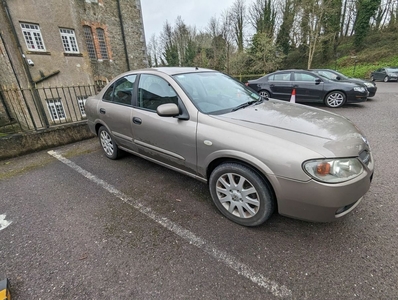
<box><xmin>292</xmin><ymin>71</ymin><xmax>324</xmax><ymax>102</ymax></box>
<box><xmin>131</xmin><ymin>74</ymin><xmax>197</xmax><ymax>173</ymax></box>
<box><xmin>266</xmin><ymin>72</ymin><xmax>292</xmax><ymax>100</ymax></box>
<box><xmin>98</xmin><ymin>74</ymin><xmax>138</xmax><ymax>150</ymax></box>
<box><xmin>374</xmin><ymin>68</ymin><xmax>385</xmax><ymax>81</ymax></box>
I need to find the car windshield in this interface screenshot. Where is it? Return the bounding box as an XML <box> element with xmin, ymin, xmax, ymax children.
<box><xmin>173</xmin><ymin>72</ymin><xmax>262</xmax><ymax>114</ymax></box>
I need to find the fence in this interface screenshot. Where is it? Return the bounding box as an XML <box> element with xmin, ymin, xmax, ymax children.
<box><xmin>0</xmin><ymin>84</ymin><xmax>97</xmax><ymax>134</ymax></box>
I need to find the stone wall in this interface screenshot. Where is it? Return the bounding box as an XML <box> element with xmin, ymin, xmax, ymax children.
<box><xmin>0</xmin><ymin>122</ymin><xmax>95</xmax><ymax>160</ymax></box>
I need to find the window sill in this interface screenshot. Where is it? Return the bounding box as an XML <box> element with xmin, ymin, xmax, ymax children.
<box><xmin>26</xmin><ymin>51</ymin><xmax>51</xmax><ymax>55</ymax></box>
<box><xmin>64</xmin><ymin>53</ymin><xmax>83</xmax><ymax>57</ymax></box>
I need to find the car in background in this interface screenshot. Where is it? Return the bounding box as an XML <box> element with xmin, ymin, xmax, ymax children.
<box><xmin>309</xmin><ymin>69</ymin><xmax>377</xmax><ymax>97</ymax></box>
<box><xmin>85</xmin><ymin>67</ymin><xmax>374</xmax><ymax>227</ymax></box>
<box><xmin>370</xmin><ymin>67</ymin><xmax>398</xmax><ymax>82</ymax></box>
<box><xmin>246</xmin><ymin>69</ymin><xmax>368</xmax><ymax>108</ymax></box>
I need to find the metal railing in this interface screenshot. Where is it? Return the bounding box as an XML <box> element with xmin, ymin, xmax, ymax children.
<box><xmin>0</xmin><ymin>84</ymin><xmax>97</xmax><ymax>134</ymax></box>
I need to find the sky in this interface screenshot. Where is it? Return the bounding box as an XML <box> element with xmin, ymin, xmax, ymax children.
<box><xmin>140</xmin><ymin>0</ymin><xmax>236</xmax><ymax>42</ymax></box>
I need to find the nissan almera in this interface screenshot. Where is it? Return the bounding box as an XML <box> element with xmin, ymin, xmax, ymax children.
<box><xmin>85</xmin><ymin>67</ymin><xmax>374</xmax><ymax>226</ymax></box>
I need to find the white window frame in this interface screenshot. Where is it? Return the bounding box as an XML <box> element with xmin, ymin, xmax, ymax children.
<box><xmin>20</xmin><ymin>23</ymin><xmax>46</xmax><ymax>51</ymax></box>
<box><xmin>47</xmin><ymin>99</ymin><xmax>66</xmax><ymax>121</ymax></box>
<box><xmin>60</xmin><ymin>28</ymin><xmax>79</xmax><ymax>54</ymax></box>
<box><xmin>77</xmin><ymin>97</ymin><xmax>87</xmax><ymax>117</ymax></box>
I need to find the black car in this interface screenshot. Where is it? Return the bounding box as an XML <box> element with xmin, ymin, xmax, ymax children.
<box><xmin>309</xmin><ymin>69</ymin><xmax>377</xmax><ymax>97</ymax></box>
<box><xmin>370</xmin><ymin>67</ymin><xmax>398</xmax><ymax>82</ymax></box>
<box><xmin>246</xmin><ymin>69</ymin><xmax>369</xmax><ymax>108</ymax></box>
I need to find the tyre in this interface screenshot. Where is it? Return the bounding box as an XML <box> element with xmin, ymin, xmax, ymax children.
<box><xmin>209</xmin><ymin>163</ymin><xmax>275</xmax><ymax>226</ymax></box>
<box><xmin>98</xmin><ymin>126</ymin><xmax>120</xmax><ymax>159</ymax></box>
<box><xmin>258</xmin><ymin>90</ymin><xmax>271</xmax><ymax>99</ymax></box>
<box><xmin>370</xmin><ymin>76</ymin><xmax>375</xmax><ymax>82</ymax></box>
<box><xmin>324</xmin><ymin>91</ymin><xmax>346</xmax><ymax>108</ymax></box>
<box><xmin>383</xmin><ymin>76</ymin><xmax>389</xmax><ymax>82</ymax></box>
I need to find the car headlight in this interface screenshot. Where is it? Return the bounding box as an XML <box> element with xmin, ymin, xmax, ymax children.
<box><xmin>303</xmin><ymin>158</ymin><xmax>364</xmax><ymax>183</ymax></box>
<box><xmin>363</xmin><ymin>82</ymin><xmax>374</xmax><ymax>88</ymax></box>
<box><xmin>353</xmin><ymin>86</ymin><xmax>366</xmax><ymax>92</ymax></box>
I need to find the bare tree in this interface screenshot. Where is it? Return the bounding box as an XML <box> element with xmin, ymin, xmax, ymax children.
<box><xmin>229</xmin><ymin>0</ymin><xmax>246</xmax><ymax>53</ymax></box>
<box><xmin>248</xmin><ymin>0</ymin><xmax>276</xmax><ymax>38</ymax></box>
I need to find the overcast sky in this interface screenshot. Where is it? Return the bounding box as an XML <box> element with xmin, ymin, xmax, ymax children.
<box><xmin>141</xmin><ymin>0</ymin><xmax>236</xmax><ymax>41</ymax></box>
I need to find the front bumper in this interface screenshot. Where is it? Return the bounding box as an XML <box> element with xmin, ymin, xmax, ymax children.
<box><xmin>273</xmin><ymin>158</ymin><xmax>374</xmax><ymax>222</ymax></box>
<box><xmin>367</xmin><ymin>86</ymin><xmax>377</xmax><ymax>97</ymax></box>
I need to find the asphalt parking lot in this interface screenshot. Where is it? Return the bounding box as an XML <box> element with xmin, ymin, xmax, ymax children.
<box><xmin>1</xmin><ymin>82</ymin><xmax>397</xmax><ymax>299</ymax></box>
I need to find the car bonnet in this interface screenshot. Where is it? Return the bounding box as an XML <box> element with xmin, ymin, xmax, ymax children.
<box><xmin>214</xmin><ymin>100</ymin><xmax>369</xmax><ymax>158</ymax></box>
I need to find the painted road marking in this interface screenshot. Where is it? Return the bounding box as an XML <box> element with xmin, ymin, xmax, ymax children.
<box><xmin>48</xmin><ymin>150</ymin><xmax>292</xmax><ymax>298</ymax></box>
<box><xmin>0</xmin><ymin>214</ymin><xmax>12</xmax><ymax>231</ymax></box>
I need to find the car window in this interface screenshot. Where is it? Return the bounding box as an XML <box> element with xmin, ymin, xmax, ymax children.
<box><xmin>268</xmin><ymin>73</ymin><xmax>291</xmax><ymax>81</ymax></box>
<box><xmin>137</xmin><ymin>74</ymin><xmax>178</xmax><ymax>111</ymax></box>
<box><xmin>113</xmin><ymin>75</ymin><xmax>136</xmax><ymax>105</ymax></box>
<box><xmin>318</xmin><ymin>71</ymin><xmax>336</xmax><ymax>80</ymax></box>
<box><xmin>294</xmin><ymin>72</ymin><xmax>318</xmax><ymax>82</ymax></box>
<box><xmin>102</xmin><ymin>75</ymin><xmax>136</xmax><ymax>105</ymax></box>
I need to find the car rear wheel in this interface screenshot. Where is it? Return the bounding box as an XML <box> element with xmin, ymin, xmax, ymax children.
<box><xmin>98</xmin><ymin>126</ymin><xmax>120</xmax><ymax>159</ymax></box>
<box><xmin>324</xmin><ymin>91</ymin><xmax>346</xmax><ymax>108</ymax></box>
<box><xmin>209</xmin><ymin>163</ymin><xmax>275</xmax><ymax>226</ymax></box>
<box><xmin>258</xmin><ymin>90</ymin><xmax>270</xmax><ymax>99</ymax></box>
<box><xmin>383</xmin><ymin>76</ymin><xmax>389</xmax><ymax>82</ymax></box>
<box><xmin>370</xmin><ymin>76</ymin><xmax>375</xmax><ymax>81</ymax></box>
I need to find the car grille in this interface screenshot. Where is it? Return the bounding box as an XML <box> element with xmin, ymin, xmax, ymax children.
<box><xmin>359</xmin><ymin>149</ymin><xmax>371</xmax><ymax>166</ymax></box>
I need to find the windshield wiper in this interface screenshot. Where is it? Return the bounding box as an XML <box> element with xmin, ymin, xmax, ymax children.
<box><xmin>232</xmin><ymin>100</ymin><xmax>262</xmax><ymax>111</ymax></box>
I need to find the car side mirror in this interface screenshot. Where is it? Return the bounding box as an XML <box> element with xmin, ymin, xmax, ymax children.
<box><xmin>315</xmin><ymin>78</ymin><xmax>322</xmax><ymax>85</ymax></box>
<box><xmin>336</xmin><ymin>76</ymin><xmax>341</xmax><ymax>80</ymax></box>
<box><xmin>157</xmin><ymin>103</ymin><xmax>180</xmax><ymax>117</ymax></box>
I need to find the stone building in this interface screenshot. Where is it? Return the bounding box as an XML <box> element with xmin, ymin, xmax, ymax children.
<box><xmin>0</xmin><ymin>0</ymin><xmax>148</xmax><ymax>130</ymax></box>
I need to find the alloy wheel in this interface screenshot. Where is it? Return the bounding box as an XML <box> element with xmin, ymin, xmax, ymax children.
<box><xmin>326</xmin><ymin>92</ymin><xmax>345</xmax><ymax>108</ymax></box>
<box><xmin>100</xmin><ymin>130</ymin><xmax>114</xmax><ymax>156</ymax></box>
<box><xmin>215</xmin><ymin>172</ymin><xmax>260</xmax><ymax>219</ymax></box>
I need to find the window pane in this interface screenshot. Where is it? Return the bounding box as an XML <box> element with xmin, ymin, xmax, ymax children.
<box><xmin>113</xmin><ymin>75</ymin><xmax>137</xmax><ymax>105</ymax></box>
<box><xmin>60</xmin><ymin>28</ymin><xmax>79</xmax><ymax>53</ymax></box>
<box><xmin>96</xmin><ymin>28</ymin><xmax>109</xmax><ymax>59</ymax></box>
<box><xmin>83</xmin><ymin>26</ymin><xmax>97</xmax><ymax>59</ymax></box>
<box><xmin>138</xmin><ymin>74</ymin><xmax>178</xmax><ymax>111</ymax></box>
<box><xmin>20</xmin><ymin>23</ymin><xmax>46</xmax><ymax>51</ymax></box>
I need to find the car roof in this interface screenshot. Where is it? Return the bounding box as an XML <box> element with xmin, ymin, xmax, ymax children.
<box><xmin>141</xmin><ymin>67</ymin><xmax>215</xmax><ymax>76</ymax></box>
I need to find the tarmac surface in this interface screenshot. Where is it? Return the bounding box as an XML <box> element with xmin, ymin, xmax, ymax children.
<box><xmin>0</xmin><ymin>82</ymin><xmax>397</xmax><ymax>299</ymax></box>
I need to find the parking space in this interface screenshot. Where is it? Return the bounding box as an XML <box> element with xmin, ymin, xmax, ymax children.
<box><xmin>1</xmin><ymin>83</ymin><xmax>397</xmax><ymax>299</ymax></box>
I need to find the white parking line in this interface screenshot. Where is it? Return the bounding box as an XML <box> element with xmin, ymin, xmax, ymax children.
<box><xmin>0</xmin><ymin>214</ymin><xmax>12</xmax><ymax>231</ymax></box>
<box><xmin>48</xmin><ymin>150</ymin><xmax>292</xmax><ymax>298</ymax></box>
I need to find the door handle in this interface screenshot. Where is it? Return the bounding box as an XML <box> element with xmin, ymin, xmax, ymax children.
<box><xmin>270</xmin><ymin>84</ymin><xmax>275</xmax><ymax>87</ymax></box>
<box><xmin>133</xmin><ymin>117</ymin><xmax>142</xmax><ymax>125</ymax></box>
<box><xmin>99</xmin><ymin>108</ymin><xmax>106</xmax><ymax>114</ymax></box>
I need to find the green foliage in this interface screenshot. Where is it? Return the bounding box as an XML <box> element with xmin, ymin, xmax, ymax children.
<box><xmin>354</xmin><ymin>0</ymin><xmax>381</xmax><ymax>51</ymax></box>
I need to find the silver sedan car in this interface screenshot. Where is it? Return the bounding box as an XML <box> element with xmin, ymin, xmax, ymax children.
<box><xmin>85</xmin><ymin>67</ymin><xmax>374</xmax><ymax>226</ymax></box>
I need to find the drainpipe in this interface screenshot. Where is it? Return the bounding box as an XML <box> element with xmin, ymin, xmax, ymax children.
<box><xmin>117</xmin><ymin>0</ymin><xmax>131</xmax><ymax>71</ymax></box>
<box><xmin>2</xmin><ymin>0</ymin><xmax>49</xmax><ymax>127</ymax></box>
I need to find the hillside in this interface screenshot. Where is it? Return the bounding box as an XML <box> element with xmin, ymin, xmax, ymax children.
<box><xmin>285</xmin><ymin>27</ymin><xmax>398</xmax><ymax>79</ymax></box>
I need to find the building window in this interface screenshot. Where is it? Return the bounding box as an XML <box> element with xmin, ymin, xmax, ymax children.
<box><xmin>83</xmin><ymin>26</ymin><xmax>96</xmax><ymax>59</ymax></box>
<box><xmin>47</xmin><ymin>98</ymin><xmax>66</xmax><ymax>121</ymax></box>
<box><xmin>96</xmin><ymin>28</ymin><xmax>109</xmax><ymax>59</ymax></box>
<box><xmin>20</xmin><ymin>23</ymin><xmax>46</xmax><ymax>51</ymax></box>
<box><xmin>60</xmin><ymin>28</ymin><xmax>79</xmax><ymax>53</ymax></box>
<box><xmin>77</xmin><ymin>97</ymin><xmax>86</xmax><ymax>117</ymax></box>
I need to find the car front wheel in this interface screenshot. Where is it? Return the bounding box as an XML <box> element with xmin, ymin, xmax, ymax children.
<box><xmin>209</xmin><ymin>163</ymin><xmax>275</xmax><ymax>226</ymax></box>
<box><xmin>383</xmin><ymin>76</ymin><xmax>389</xmax><ymax>82</ymax></box>
<box><xmin>324</xmin><ymin>91</ymin><xmax>346</xmax><ymax>108</ymax></box>
<box><xmin>258</xmin><ymin>90</ymin><xmax>271</xmax><ymax>99</ymax></box>
<box><xmin>98</xmin><ymin>126</ymin><xmax>120</xmax><ymax>159</ymax></box>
